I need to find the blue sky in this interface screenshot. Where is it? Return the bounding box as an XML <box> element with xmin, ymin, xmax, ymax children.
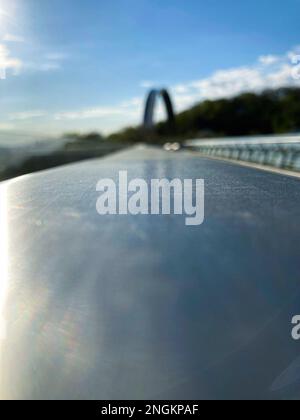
<box><xmin>1</xmin><ymin>0</ymin><xmax>300</xmax><ymax>135</ymax></box>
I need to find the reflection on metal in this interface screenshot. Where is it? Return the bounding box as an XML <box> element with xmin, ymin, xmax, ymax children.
<box><xmin>185</xmin><ymin>135</ymin><xmax>300</xmax><ymax>173</ymax></box>
<box><xmin>0</xmin><ymin>184</ymin><xmax>8</xmax><ymax>342</ymax></box>
<box><xmin>143</xmin><ymin>89</ymin><xmax>175</xmax><ymax>130</ymax></box>
<box><xmin>164</xmin><ymin>142</ymin><xmax>181</xmax><ymax>152</ymax></box>
<box><xmin>1</xmin><ymin>146</ymin><xmax>300</xmax><ymax>399</ymax></box>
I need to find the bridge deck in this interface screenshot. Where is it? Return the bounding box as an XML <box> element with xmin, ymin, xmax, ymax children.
<box><xmin>1</xmin><ymin>145</ymin><xmax>300</xmax><ymax>399</ymax></box>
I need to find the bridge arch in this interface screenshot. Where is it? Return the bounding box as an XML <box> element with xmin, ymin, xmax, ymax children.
<box><xmin>143</xmin><ymin>89</ymin><xmax>175</xmax><ymax>130</ymax></box>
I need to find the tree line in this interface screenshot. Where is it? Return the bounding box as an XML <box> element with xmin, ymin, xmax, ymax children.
<box><xmin>106</xmin><ymin>87</ymin><xmax>300</xmax><ymax>143</ymax></box>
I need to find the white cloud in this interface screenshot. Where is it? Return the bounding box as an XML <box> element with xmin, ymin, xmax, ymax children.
<box><xmin>134</xmin><ymin>47</ymin><xmax>300</xmax><ymax>119</ymax></box>
<box><xmin>8</xmin><ymin>111</ymin><xmax>46</xmax><ymax>121</ymax></box>
<box><xmin>44</xmin><ymin>52</ymin><xmax>67</xmax><ymax>61</ymax></box>
<box><xmin>51</xmin><ymin>46</ymin><xmax>300</xmax><ymax>132</ymax></box>
<box><xmin>0</xmin><ymin>7</ymin><xmax>10</xmax><ymax>21</ymax></box>
<box><xmin>40</xmin><ymin>62</ymin><xmax>62</xmax><ymax>71</ymax></box>
<box><xmin>169</xmin><ymin>47</ymin><xmax>300</xmax><ymax>112</ymax></box>
<box><xmin>3</xmin><ymin>33</ymin><xmax>25</xmax><ymax>43</ymax></box>
<box><xmin>25</xmin><ymin>50</ymin><xmax>69</xmax><ymax>73</ymax></box>
<box><xmin>24</xmin><ymin>60</ymin><xmax>63</xmax><ymax>73</ymax></box>
<box><xmin>54</xmin><ymin>97</ymin><xmax>143</xmax><ymax>121</ymax></box>
<box><xmin>0</xmin><ymin>43</ymin><xmax>22</xmax><ymax>79</ymax></box>
<box><xmin>140</xmin><ymin>80</ymin><xmax>156</xmax><ymax>89</ymax></box>
<box><xmin>120</xmin><ymin>97</ymin><xmax>143</xmax><ymax>108</ymax></box>
<box><xmin>8</xmin><ymin>45</ymin><xmax>299</xmax><ymax>135</ymax></box>
<box><xmin>188</xmin><ymin>67</ymin><xmax>264</xmax><ymax>100</ymax></box>
<box><xmin>259</xmin><ymin>55</ymin><xmax>280</xmax><ymax>66</ymax></box>
<box><xmin>55</xmin><ymin>107</ymin><xmax>130</xmax><ymax>121</ymax></box>
<box><xmin>173</xmin><ymin>84</ymin><xmax>190</xmax><ymax>94</ymax></box>
<box><xmin>0</xmin><ymin>36</ymin><xmax>66</xmax><ymax>77</ymax></box>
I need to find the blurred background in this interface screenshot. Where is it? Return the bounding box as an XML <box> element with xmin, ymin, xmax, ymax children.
<box><xmin>1</xmin><ymin>0</ymin><xmax>300</xmax><ymax>179</ymax></box>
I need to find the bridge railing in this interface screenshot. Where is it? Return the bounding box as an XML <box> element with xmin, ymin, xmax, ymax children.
<box><xmin>184</xmin><ymin>136</ymin><xmax>300</xmax><ymax>172</ymax></box>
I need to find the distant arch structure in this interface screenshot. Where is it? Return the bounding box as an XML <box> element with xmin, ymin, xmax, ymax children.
<box><xmin>143</xmin><ymin>89</ymin><xmax>175</xmax><ymax>130</ymax></box>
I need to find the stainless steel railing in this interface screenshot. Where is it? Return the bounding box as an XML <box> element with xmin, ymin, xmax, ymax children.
<box><xmin>185</xmin><ymin>135</ymin><xmax>300</xmax><ymax>172</ymax></box>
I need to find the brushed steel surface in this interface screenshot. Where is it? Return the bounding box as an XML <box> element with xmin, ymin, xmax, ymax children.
<box><xmin>1</xmin><ymin>146</ymin><xmax>300</xmax><ymax>400</ymax></box>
